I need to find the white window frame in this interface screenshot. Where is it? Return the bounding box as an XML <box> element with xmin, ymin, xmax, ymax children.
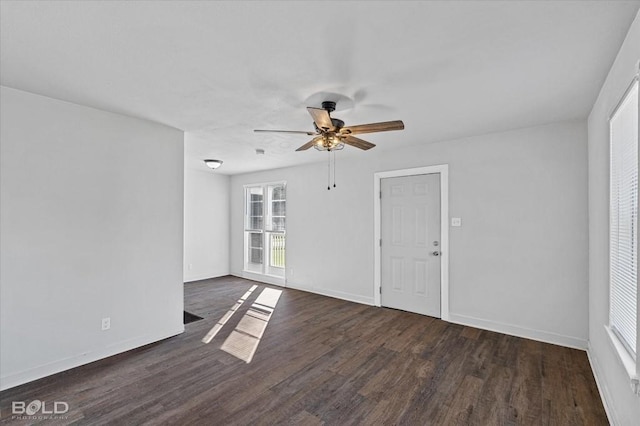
<box><xmin>607</xmin><ymin>75</ymin><xmax>640</xmax><ymax>396</ymax></box>
<box><xmin>242</xmin><ymin>181</ymin><xmax>286</xmax><ymax>286</ymax></box>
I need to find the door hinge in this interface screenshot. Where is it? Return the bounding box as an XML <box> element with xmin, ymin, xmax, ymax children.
<box><xmin>379</xmin><ymin>287</ymin><xmax>382</xmax><ymax>294</ymax></box>
<box><xmin>379</xmin><ymin>191</ymin><xmax>382</xmax><ymax>199</ymax></box>
<box><xmin>379</xmin><ymin>239</ymin><xmax>382</xmax><ymax>247</ymax></box>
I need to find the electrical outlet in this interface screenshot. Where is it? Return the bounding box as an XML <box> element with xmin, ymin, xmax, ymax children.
<box><xmin>101</xmin><ymin>317</ymin><xmax>111</xmax><ymax>331</ymax></box>
<box><xmin>451</xmin><ymin>217</ymin><xmax>462</xmax><ymax>227</ymax></box>
<box><xmin>188</xmin><ymin>263</ymin><xmax>193</xmax><ymax>270</ymax></box>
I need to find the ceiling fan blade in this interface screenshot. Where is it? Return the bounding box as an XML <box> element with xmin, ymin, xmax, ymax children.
<box><xmin>341</xmin><ymin>120</ymin><xmax>404</xmax><ymax>135</ymax></box>
<box><xmin>307</xmin><ymin>107</ymin><xmax>334</xmax><ymax>131</ymax></box>
<box><xmin>342</xmin><ymin>135</ymin><xmax>376</xmax><ymax>150</ymax></box>
<box><xmin>296</xmin><ymin>136</ymin><xmax>323</xmax><ymax>151</ymax></box>
<box><xmin>254</xmin><ymin>129</ymin><xmax>316</xmax><ymax>135</ymax></box>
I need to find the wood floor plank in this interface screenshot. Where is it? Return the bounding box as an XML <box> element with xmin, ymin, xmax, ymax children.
<box><xmin>508</xmin><ymin>338</ymin><xmax>544</xmax><ymax>424</ymax></box>
<box><xmin>435</xmin><ymin>374</ymin><xmax>484</xmax><ymax>425</ymax></box>
<box><xmin>0</xmin><ymin>276</ymin><xmax>608</xmax><ymax>425</ymax></box>
<box><xmin>470</xmin><ymin>362</ymin><xmax>518</xmax><ymax>425</ymax></box>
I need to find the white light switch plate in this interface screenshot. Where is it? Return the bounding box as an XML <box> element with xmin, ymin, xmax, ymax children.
<box><xmin>451</xmin><ymin>217</ymin><xmax>462</xmax><ymax>227</ymax></box>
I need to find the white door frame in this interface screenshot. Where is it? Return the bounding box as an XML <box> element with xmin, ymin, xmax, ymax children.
<box><xmin>373</xmin><ymin>164</ymin><xmax>449</xmax><ymax>321</ymax></box>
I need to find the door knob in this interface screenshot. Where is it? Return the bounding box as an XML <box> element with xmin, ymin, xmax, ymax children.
<box><xmin>432</xmin><ymin>251</ymin><xmax>441</xmax><ymax>256</ymax></box>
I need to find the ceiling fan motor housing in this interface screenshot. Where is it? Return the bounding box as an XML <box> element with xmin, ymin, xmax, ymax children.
<box><xmin>319</xmin><ymin>101</ymin><xmax>344</xmax><ymax>130</ymax></box>
<box><xmin>331</xmin><ymin>118</ymin><xmax>345</xmax><ymax>130</ymax></box>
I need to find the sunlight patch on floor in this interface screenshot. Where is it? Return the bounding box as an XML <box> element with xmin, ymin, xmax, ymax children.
<box><xmin>201</xmin><ymin>284</ymin><xmax>258</xmax><ymax>344</ymax></box>
<box><xmin>220</xmin><ymin>287</ymin><xmax>282</xmax><ymax>363</ymax></box>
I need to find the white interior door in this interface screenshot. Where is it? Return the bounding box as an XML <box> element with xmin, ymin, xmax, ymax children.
<box><xmin>381</xmin><ymin>173</ymin><xmax>441</xmax><ymax>317</ymax></box>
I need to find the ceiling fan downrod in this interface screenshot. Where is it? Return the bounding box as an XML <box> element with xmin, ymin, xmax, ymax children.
<box><xmin>321</xmin><ymin>101</ymin><xmax>336</xmax><ymax>112</ymax></box>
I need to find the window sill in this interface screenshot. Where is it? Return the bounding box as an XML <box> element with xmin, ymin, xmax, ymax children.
<box><xmin>604</xmin><ymin>325</ymin><xmax>640</xmax><ymax>396</ymax></box>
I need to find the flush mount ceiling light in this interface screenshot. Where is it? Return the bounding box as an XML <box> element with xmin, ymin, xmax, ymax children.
<box><xmin>204</xmin><ymin>159</ymin><xmax>223</xmax><ymax>169</ymax></box>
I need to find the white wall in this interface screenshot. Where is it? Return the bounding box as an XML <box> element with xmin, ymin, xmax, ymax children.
<box><xmin>184</xmin><ymin>168</ymin><xmax>230</xmax><ymax>282</ymax></box>
<box><xmin>0</xmin><ymin>87</ymin><xmax>185</xmax><ymax>390</ymax></box>
<box><xmin>587</xmin><ymin>11</ymin><xmax>640</xmax><ymax>425</ymax></box>
<box><xmin>231</xmin><ymin>120</ymin><xmax>589</xmax><ymax>349</ymax></box>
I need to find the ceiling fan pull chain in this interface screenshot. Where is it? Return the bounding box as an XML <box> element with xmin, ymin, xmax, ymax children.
<box><xmin>327</xmin><ymin>150</ymin><xmax>331</xmax><ymax>190</ymax></box>
<box><xmin>333</xmin><ymin>151</ymin><xmax>337</xmax><ymax>188</ymax></box>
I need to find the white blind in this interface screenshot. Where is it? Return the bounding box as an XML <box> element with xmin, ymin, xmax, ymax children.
<box><xmin>610</xmin><ymin>79</ymin><xmax>639</xmax><ymax>358</ymax></box>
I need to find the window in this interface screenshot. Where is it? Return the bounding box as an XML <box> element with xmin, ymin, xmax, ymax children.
<box><xmin>609</xmin><ymin>78</ymin><xmax>638</xmax><ymax>361</ymax></box>
<box><xmin>244</xmin><ymin>182</ymin><xmax>286</xmax><ymax>278</ymax></box>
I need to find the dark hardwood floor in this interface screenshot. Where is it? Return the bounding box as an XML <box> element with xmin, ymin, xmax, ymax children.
<box><xmin>0</xmin><ymin>276</ymin><xmax>607</xmax><ymax>425</ymax></box>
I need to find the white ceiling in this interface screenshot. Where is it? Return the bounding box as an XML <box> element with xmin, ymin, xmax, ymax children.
<box><xmin>1</xmin><ymin>1</ymin><xmax>638</xmax><ymax>175</ymax></box>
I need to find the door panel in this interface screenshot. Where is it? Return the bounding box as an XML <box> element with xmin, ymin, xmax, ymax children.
<box><xmin>381</xmin><ymin>173</ymin><xmax>441</xmax><ymax>317</ymax></box>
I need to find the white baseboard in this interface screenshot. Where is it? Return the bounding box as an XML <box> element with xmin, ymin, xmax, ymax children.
<box><xmin>447</xmin><ymin>313</ymin><xmax>587</xmax><ymax>350</ymax></box>
<box><xmin>0</xmin><ymin>326</ymin><xmax>184</xmax><ymax>392</ymax></box>
<box><xmin>586</xmin><ymin>343</ymin><xmax>616</xmax><ymax>425</ymax></box>
<box><xmin>285</xmin><ymin>281</ymin><xmax>375</xmax><ymax>306</ymax></box>
<box><xmin>184</xmin><ymin>271</ymin><xmax>229</xmax><ymax>283</ymax></box>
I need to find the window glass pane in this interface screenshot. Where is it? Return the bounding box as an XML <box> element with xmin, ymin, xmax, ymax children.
<box><xmin>251</xmin><ymin>199</ymin><xmax>263</xmax><ymax>216</ymax></box>
<box><xmin>245</xmin><ymin>186</ymin><xmax>263</xmax><ymax>230</ymax></box>
<box><xmin>250</xmin><ymin>233</ymin><xmax>263</xmax><ymax>248</ymax></box>
<box><xmin>272</xmin><ymin>200</ymin><xmax>286</xmax><ymax>216</ymax></box>
<box><xmin>248</xmin><ymin>233</ymin><xmax>263</xmax><ymax>264</ymax></box>
<box><xmin>251</xmin><ymin>216</ymin><xmax>263</xmax><ymax>230</ymax></box>
<box><xmin>268</xmin><ymin>184</ymin><xmax>286</xmax><ymax>232</ymax></box>
<box><xmin>249</xmin><ymin>249</ymin><xmax>262</xmax><ymax>264</ymax></box>
<box><xmin>270</xmin><ymin>233</ymin><xmax>286</xmax><ymax>268</ymax></box>
<box><xmin>272</xmin><ymin>217</ymin><xmax>286</xmax><ymax>232</ymax></box>
<box><xmin>272</xmin><ymin>186</ymin><xmax>286</xmax><ymax>200</ymax></box>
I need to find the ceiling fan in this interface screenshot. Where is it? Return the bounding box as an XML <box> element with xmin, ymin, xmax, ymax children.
<box><xmin>254</xmin><ymin>101</ymin><xmax>404</xmax><ymax>152</ymax></box>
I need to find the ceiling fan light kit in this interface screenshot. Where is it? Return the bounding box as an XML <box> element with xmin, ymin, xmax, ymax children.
<box><xmin>254</xmin><ymin>99</ymin><xmax>404</xmax><ymax>189</ymax></box>
<box><xmin>313</xmin><ymin>134</ymin><xmax>345</xmax><ymax>152</ymax></box>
